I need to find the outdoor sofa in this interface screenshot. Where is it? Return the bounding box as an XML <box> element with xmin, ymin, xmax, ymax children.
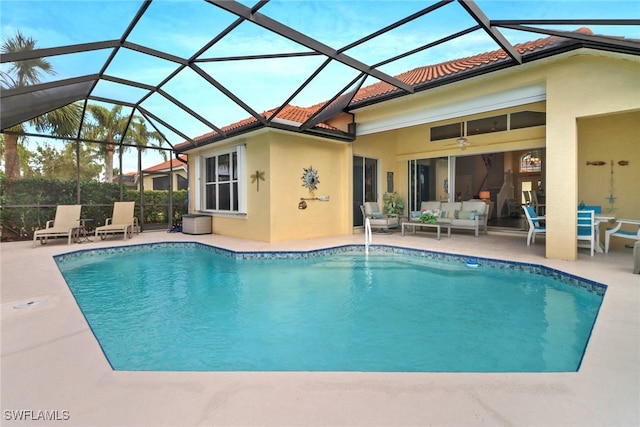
<box><xmin>409</xmin><ymin>200</ymin><xmax>489</xmax><ymax>238</ymax></box>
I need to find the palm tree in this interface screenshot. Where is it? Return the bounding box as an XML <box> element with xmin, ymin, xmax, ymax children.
<box><xmin>129</xmin><ymin>116</ymin><xmax>166</xmax><ymax>161</ymax></box>
<box><xmin>86</xmin><ymin>105</ymin><xmax>165</xmax><ymax>182</ymax></box>
<box><xmin>1</xmin><ymin>31</ymin><xmax>81</xmax><ymax>179</ymax></box>
<box><xmin>86</xmin><ymin>104</ymin><xmax>129</xmax><ymax>183</ymax></box>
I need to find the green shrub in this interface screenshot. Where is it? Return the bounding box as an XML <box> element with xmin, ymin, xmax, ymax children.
<box><xmin>0</xmin><ymin>177</ymin><xmax>188</xmax><ymax>241</ymax></box>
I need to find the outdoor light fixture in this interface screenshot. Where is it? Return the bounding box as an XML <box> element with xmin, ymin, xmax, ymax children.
<box><xmin>457</xmin><ymin>137</ymin><xmax>469</xmax><ymax>149</ymax></box>
<box><xmin>457</xmin><ymin>121</ymin><xmax>469</xmax><ymax>149</ymax></box>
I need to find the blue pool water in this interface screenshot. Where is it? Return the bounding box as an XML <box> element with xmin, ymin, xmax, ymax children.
<box><xmin>55</xmin><ymin>243</ymin><xmax>604</xmax><ymax>372</ymax></box>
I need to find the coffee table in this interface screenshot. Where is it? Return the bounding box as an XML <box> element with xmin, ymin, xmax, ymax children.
<box><xmin>402</xmin><ymin>222</ymin><xmax>441</xmax><ymax>240</ymax></box>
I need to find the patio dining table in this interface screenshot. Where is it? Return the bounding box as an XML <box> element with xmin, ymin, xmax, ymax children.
<box><xmin>593</xmin><ymin>215</ymin><xmax>615</xmax><ymax>253</ymax></box>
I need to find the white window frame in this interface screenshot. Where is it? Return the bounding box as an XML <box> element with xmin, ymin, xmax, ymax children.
<box><xmin>196</xmin><ymin>145</ymin><xmax>246</xmax><ymax>215</ymax></box>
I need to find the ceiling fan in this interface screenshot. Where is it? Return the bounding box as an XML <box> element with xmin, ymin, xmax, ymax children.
<box><xmin>456</xmin><ymin>137</ymin><xmax>470</xmax><ymax>150</ymax></box>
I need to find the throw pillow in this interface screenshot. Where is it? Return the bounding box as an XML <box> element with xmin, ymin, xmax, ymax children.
<box><xmin>440</xmin><ymin>210</ymin><xmax>456</xmax><ymax>219</ymax></box>
<box><xmin>411</xmin><ymin>210</ymin><xmax>421</xmax><ymax>219</ymax></box>
<box><xmin>371</xmin><ymin>212</ymin><xmax>384</xmax><ymax>219</ymax></box>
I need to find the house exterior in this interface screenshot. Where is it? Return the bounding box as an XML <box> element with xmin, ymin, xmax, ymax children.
<box><xmin>176</xmin><ymin>29</ymin><xmax>640</xmax><ymax>262</ymax></box>
<box><xmin>112</xmin><ymin>172</ymin><xmax>138</xmax><ymax>190</ymax></box>
<box><xmin>141</xmin><ymin>157</ymin><xmax>188</xmax><ymax>191</ymax></box>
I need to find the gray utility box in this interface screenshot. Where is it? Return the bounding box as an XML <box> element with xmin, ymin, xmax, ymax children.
<box><xmin>182</xmin><ymin>214</ymin><xmax>212</xmax><ymax>235</ymax></box>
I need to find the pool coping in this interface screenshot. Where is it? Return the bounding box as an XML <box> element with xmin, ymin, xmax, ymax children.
<box><xmin>55</xmin><ymin>241</ymin><xmax>608</xmax><ymax>296</ymax></box>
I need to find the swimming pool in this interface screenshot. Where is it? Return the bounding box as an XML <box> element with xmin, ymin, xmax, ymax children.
<box><xmin>55</xmin><ymin>243</ymin><xmax>605</xmax><ymax>372</ymax></box>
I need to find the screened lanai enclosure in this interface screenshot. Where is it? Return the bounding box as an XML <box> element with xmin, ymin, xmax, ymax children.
<box><xmin>1</xmin><ymin>0</ymin><xmax>639</xmax><ymax>240</ymax></box>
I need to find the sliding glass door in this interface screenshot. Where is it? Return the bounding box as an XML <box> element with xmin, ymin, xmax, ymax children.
<box><xmin>353</xmin><ymin>156</ymin><xmax>378</xmax><ymax>227</ymax></box>
<box><xmin>407</xmin><ymin>157</ymin><xmax>450</xmax><ymax>212</ymax></box>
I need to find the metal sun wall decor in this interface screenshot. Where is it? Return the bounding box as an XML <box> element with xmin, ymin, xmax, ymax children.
<box><xmin>301</xmin><ymin>166</ymin><xmax>320</xmax><ymax>192</ymax></box>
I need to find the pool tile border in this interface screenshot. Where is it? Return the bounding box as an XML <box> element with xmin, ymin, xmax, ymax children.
<box><xmin>54</xmin><ymin>241</ymin><xmax>607</xmax><ymax>296</ymax></box>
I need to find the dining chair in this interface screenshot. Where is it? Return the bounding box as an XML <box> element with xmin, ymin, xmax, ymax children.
<box><xmin>577</xmin><ymin>210</ymin><xmax>596</xmax><ymax>256</ymax></box>
<box><xmin>605</xmin><ymin>219</ymin><xmax>640</xmax><ymax>253</ymax></box>
<box><xmin>523</xmin><ymin>205</ymin><xmax>545</xmax><ymax>245</ymax></box>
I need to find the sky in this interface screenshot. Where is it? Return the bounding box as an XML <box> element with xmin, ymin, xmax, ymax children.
<box><xmin>1</xmin><ymin>0</ymin><xmax>639</xmax><ymax>172</ymax></box>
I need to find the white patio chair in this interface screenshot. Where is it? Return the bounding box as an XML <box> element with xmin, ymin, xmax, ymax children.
<box><xmin>605</xmin><ymin>219</ymin><xmax>640</xmax><ymax>253</ymax></box>
<box><xmin>577</xmin><ymin>210</ymin><xmax>596</xmax><ymax>257</ymax></box>
<box><xmin>523</xmin><ymin>205</ymin><xmax>545</xmax><ymax>245</ymax></box>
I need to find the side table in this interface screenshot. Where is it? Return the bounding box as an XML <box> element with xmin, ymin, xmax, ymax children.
<box><xmin>76</xmin><ymin>218</ymin><xmax>94</xmax><ymax>243</ymax></box>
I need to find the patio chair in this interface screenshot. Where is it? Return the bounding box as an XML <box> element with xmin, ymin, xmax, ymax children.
<box><xmin>577</xmin><ymin>210</ymin><xmax>596</xmax><ymax>257</ymax></box>
<box><xmin>33</xmin><ymin>205</ymin><xmax>82</xmax><ymax>248</ymax></box>
<box><xmin>95</xmin><ymin>202</ymin><xmax>138</xmax><ymax>241</ymax></box>
<box><xmin>361</xmin><ymin>202</ymin><xmax>399</xmax><ymax>232</ymax></box>
<box><xmin>523</xmin><ymin>205</ymin><xmax>545</xmax><ymax>245</ymax></box>
<box><xmin>530</xmin><ymin>191</ymin><xmax>545</xmax><ymax>215</ymax></box>
<box><xmin>604</xmin><ymin>219</ymin><xmax>640</xmax><ymax>253</ymax></box>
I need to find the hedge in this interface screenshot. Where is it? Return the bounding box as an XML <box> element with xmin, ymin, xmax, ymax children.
<box><xmin>0</xmin><ymin>178</ymin><xmax>188</xmax><ymax>241</ymax></box>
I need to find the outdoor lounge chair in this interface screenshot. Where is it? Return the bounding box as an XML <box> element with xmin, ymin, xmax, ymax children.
<box><xmin>95</xmin><ymin>201</ymin><xmax>138</xmax><ymax>240</ymax></box>
<box><xmin>523</xmin><ymin>205</ymin><xmax>545</xmax><ymax>245</ymax></box>
<box><xmin>361</xmin><ymin>202</ymin><xmax>399</xmax><ymax>232</ymax></box>
<box><xmin>32</xmin><ymin>205</ymin><xmax>82</xmax><ymax>248</ymax></box>
<box><xmin>604</xmin><ymin>219</ymin><xmax>640</xmax><ymax>253</ymax></box>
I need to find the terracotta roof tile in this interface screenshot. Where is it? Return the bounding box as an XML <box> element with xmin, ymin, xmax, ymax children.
<box><xmin>192</xmin><ymin>104</ymin><xmax>336</xmax><ymax>143</ymax></box>
<box><xmin>143</xmin><ymin>157</ymin><xmax>187</xmax><ymax>172</ymax></box>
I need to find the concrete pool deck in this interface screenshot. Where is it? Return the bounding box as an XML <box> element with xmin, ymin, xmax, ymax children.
<box><xmin>2</xmin><ymin>230</ymin><xmax>639</xmax><ymax>426</ymax></box>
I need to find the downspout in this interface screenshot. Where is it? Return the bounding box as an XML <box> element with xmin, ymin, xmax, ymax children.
<box><xmin>175</xmin><ymin>153</ymin><xmax>188</xmax><ymax>164</ymax></box>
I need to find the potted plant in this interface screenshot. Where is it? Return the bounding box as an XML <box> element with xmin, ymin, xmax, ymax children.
<box><xmin>383</xmin><ymin>192</ymin><xmax>404</xmax><ymax>216</ymax></box>
<box><xmin>419</xmin><ymin>210</ymin><xmax>438</xmax><ymax>224</ymax></box>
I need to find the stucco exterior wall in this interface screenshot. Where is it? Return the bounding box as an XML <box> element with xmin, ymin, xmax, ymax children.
<box><xmin>577</xmin><ymin>111</ymin><xmax>640</xmax><ymax>252</ymax></box>
<box><xmin>269</xmin><ymin>134</ymin><xmax>351</xmax><ymax>242</ymax></box>
<box><xmin>187</xmin><ymin>131</ymin><xmax>352</xmax><ymax>243</ymax></box>
<box><xmin>352</xmin><ymin>130</ymin><xmax>400</xmax><ymax>200</ymax></box>
<box><xmin>545</xmin><ymin>54</ymin><xmax>640</xmax><ymax>260</ymax></box>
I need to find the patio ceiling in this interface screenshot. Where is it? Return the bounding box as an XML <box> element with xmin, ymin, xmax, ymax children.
<box><xmin>1</xmin><ymin>0</ymin><xmax>639</xmax><ymax>153</ymax></box>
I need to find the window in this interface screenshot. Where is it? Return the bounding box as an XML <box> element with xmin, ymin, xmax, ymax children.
<box><xmin>198</xmin><ymin>145</ymin><xmax>246</xmax><ymax>213</ymax></box>
<box><xmin>467</xmin><ymin>114</ymin><xmax>507</xmax><ymax>136</ymax></box>
<box><xmin>520</xmin><ymin>150</ymin><xmax>542</xmax><ymax>173</ymax></box>
<box><xmin>511</xmin><ymin>111</ymin><xmax>545</xmax><ymax>129</ymax></box>
<box><xmin>152</xmin><ymin>175</ymin><xmax>170</xmax><ymax>190</ymax></box>
<box><xmin>430</xmin><ymin>123</ymin><xmax>462</xmax><ymax>141</ymax></box>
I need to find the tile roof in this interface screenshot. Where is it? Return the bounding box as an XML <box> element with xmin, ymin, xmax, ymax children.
<box><xmin>181</xmin><ymin>28</ymin><xmax>595</xmax><ymax>149</ymax></box>
<box><xmin>143</xmin><ymin>157</ymin><xmax>188</xmax><ymax>172</ymax></box>
<box><xmin>191</xmin><ymin>104</ymin><xmax>339</xmax><ymax>144</ymax></box>
<box><xmin>350</xmin><ymin>28</ymin><xmax>594</xmax><ymax>105</ymax></box>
